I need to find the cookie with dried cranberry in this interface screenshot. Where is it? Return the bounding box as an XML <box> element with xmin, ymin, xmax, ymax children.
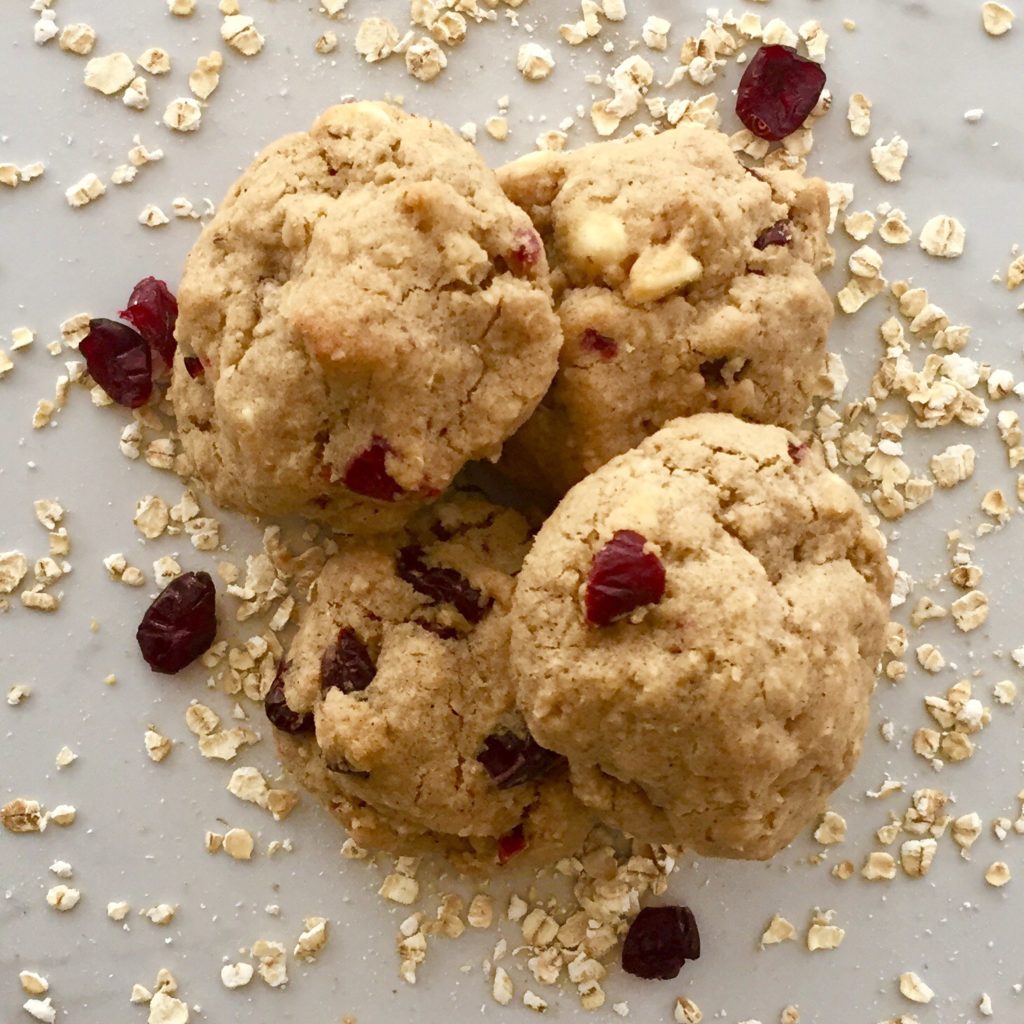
<box><xmin>510</xmin><ymin>414</ymin><xmax>892</xmax><ymax>860</ymax></box>
<box><xmin>276</xmin><ymin>731</ymin><xmax>589</xmax><ymax>873</ymax></box>
<box><xmin>171</xmin><ymin>101</ymin><xmax>561</xmax><ymax>535</ymax></box>
<box><xmin>496</xmin><ymin>124</ymin><xmax>834</xmax><ymax>496</ymax></box>
<box><xmin>269</xmin><ymin>491</ymin><xmax>595</xmax><ymax>870</ymax></box>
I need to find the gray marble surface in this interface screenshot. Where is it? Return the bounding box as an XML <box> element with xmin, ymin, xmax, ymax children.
<box><xmin>1</xmin><ymin>1</ymin><xmax>1022</xmax><ymax>1021</ymax></box>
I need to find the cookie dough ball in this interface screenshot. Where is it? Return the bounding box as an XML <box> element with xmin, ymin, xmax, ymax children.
<box><xmin>269</xmin><ymin>491</ymin><xmax>595</xmax><ymax>871</ymax></box>
<box><xmin>497</xmin><ymin>124</ymin><xmax>834</xmax><ymax>496</ymax></box>
<box><xmin>510</xmin><ymin>414</ymin><xmax>892</xmax><ymax>860</ymax></box>
<box><xmin>172</xmin><ymin>102</ymin><xmax>561</xmax><ymax>535</ymax></box>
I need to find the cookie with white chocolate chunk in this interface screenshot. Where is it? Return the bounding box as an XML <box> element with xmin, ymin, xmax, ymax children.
<box><xmin>497</xmin><ymin>124</ymin><xmax>834</xmax><ymax>496</ymax></box>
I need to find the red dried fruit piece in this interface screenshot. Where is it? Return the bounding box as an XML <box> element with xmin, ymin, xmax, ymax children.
<box><xmin>477</xmin><ymin>730</ymin><xmax>563</xmax><ymax>789</ymax></box>
<box><xmin>320</xmin><ymin>627</ymin><xmax>377</xmax><ymax>694</ymax></box>
<box><xmin>343</xmin><ymin>437</ymin><xmax>404</xmax><ymax>502</ymax></box>
<box><xmin>788</xmin><ymin>441</ymin><xmax>809</xmax><ymax>462</ymax></box>
<box><xmin>264</xmin><ymin>664</ymin><xmax>314</xmax><ymax>734</ymax></box>
<box><xmin>183</xmin><ymin>355</ymin><xmax>204</xmax><ymax>379</ymax></box>
<box><xmin>580</xmin><ymin>327</ymin><xmax>618</xmax><ymax>360</ymax></box>
<box><xmin>136</xmin><ymin>571</ymin><xmax>217</xmax><ymax>674</ymax></box>
<box><xmin>119</xmin><ymin>276</ymin><xmax>179</xmax><ymax>371</ymax></box>
<box><xmin>497</xmin><ymin>824</ymin><xmax>527</xmax><ymax>865</ymax></box>
<box><xmin>736</xmin><ymin>45</ymin><xmax>826</xmax><ymax>141</ymax></box>
<box><xmin>585</xmin><ymin>530</ymin><xmax>666</xmax><ymax>627</ymax></box>
<box><xmin>754</xmin><ymin>220</ymin><xmax>793</xmax><ymax>250</ymax></box>
<box><xmin>509</xmin><ymin>227</ymin><xmax>542</xmax><ymax>271</ymax></box>
<box><xmin>80</xmin><ymin>318</ymin><xmax>153</xmax><ymax>409</ymax></box>
<box><xmin>396</xmin><ymin>545</ymin><xmax>492</xmax><ymax>623</ymax></box>
<box><xmin>621</xmin><ymin>905</ymin><xmax>701</xmax><ymax>980</ymax></box>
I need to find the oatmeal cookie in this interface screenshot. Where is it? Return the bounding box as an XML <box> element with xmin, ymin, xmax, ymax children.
<box><xmin>510</xmin><ymin>414</ymin><xmax>892</xmax><ymax>860</ymax></box>
<box><xmin>172</xmin><ymin>102</ymin><xmax>561</xmax><ymax>534</ymax></box>
<box><xmin>497</xmin><ymin>125</ymin><xmax>834</xmax><ymax>495</ymax></box>
<box><xmin>269</xmin><ymin>491</ymin><xmax>595</xmax><ymax>871</ymax></box>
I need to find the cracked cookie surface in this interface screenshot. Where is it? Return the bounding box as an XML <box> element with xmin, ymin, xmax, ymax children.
<box><xmin>171</xmin><ymin>101</ymin><xmax>561</xmax><ymax>535</ymax></box>
<box><xmin>510</xmin><ymin>414</ymin><xmax>892</xmax><ymax>860</ymax></box>
<box><xmin>272</xmin><ymin>491</ymin><xmax>595</xmax><ymax>872</ymax></box>
<box><xmin>497</xmin><ymin>124</ymin><xmax>835</xmax><ymax>497</ymax></box>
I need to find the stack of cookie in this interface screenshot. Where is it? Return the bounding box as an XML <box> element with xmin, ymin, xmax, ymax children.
<box><xmin>171</xmin><ymin>102</ymin><xmax>892</xmax><ymax>872</ymax></box>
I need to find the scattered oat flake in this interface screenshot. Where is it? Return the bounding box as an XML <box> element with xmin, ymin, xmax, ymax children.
<box><xmin>148</xmin><ymin>991</ymin><xmax>189</xmax><ymax>1024</ymax></box>
<box><xmin>123</xmin><ymin>77</ymin><xmax>150</xmax><ymax>111</ymax></box>
<box><xmin>66</xmin><ymin>172</ymin><xmax>105</xmax><ymax>208</ymax></box>
<box><xmin>863</xmin><ymin>851</ymin><xmax>897</xmax><ymax>880</ymax></box>
<box><xmin>224</xmin><ymin>827</ymin><xmax>255</xmax><ymax>860</ymax></box>
<box><xmin>920</xmin><ymin>215</ymin><xmax>966</xmax><ymax>258</ymax></box>
<box><xmin>294</xmin><ymin>916</ymin><xmax>328</xmax><ymax>961</ymax></box>
<box><xmin>144</xmin><ymin>903</ymin><xmax>177</xmax><ymax>925</ymax></box>
<box><xmin>221</xmin><ymin>962</ymin><xmax>254</xmax><ymax>988</ymax></box>
<box><xmin>847</xmin><ymin>92</ymin><xmax>871</xmax><ymax>136</ymax></box>
<box><xmin>356</xmin><ymin>17</ymin><xmax>399</xmax><ymax>61</ymax></box>
<box><xmin>20</xmin><ymin>971</ymin><xmax>49</xmax><ymax>996</ymax></box>
<box><xmin>2</xmin><ymin>797</ymin><xmax>43</xmax><ymax>832</ymax></box>
<box><xmin>806</xmin><ymin>912</ymin><xmax>844</xmax><ymax>951</ymax></box>
<box><xmin>985</xmin><ymin>861</ymin><xmax>1011</xmax><ymax>886</ymax></box>
<box><xmin>761</xmin><ymin>913</ymin><xmax>797</xmax><ymax>946</ymax></box>
<box><xmin>518</xmin><ymin>42</ymin><xmax>555</xmax><ymax>81</ymax></box>
<box><xmin>523</xmin><ymin>990</ymin><xmax>548</xmax><ymax>1013</ymax></box>
<box><xmin>8</xmin><ymin>683</ymin><xmax>31</xmax><ymax>705</ymax></box>
<box><xmin>47</xmin><ymin>885</ymin><xmax>81</xmax><ymax>911</ymax></box>
<box><xmin>252</xmin><ymin>939</ymin><xmax>288</xmax><ymax>987</ymax></box>
<box><xmin>871</xmin><ymin>135</ymin><xmax>909</xmax><ymax>182</ymax></box>
<box><xmin>379</xmin><ymin>873</ymin><xmax>420</xmax><ymax>905</ymax></box>
<box><xmin>813</xmin><ymin>810</ymin><xmax>847</xmax><ymax>845</ymax></box>
<box><xmin>221</xmin><ymin>14</ymin><xmax>265</xmax><ymax>55</ymax></box>
<box><xmin>84</xmin><ymin>52</ymin><xmax>135</xmax><ymax>94</ymax></box>
<box><xmin>168</xmin><ymin>0</ymin><xmax>196</xmax><ymax>14</ymax></box>
<box><xmin>406</xmin><ymin>37</ymin><xmax>447</xmax><ymax>81</ymax></box>
<box><xmin>164</xmin><ymin>98</ymin><xmax>202</xmax><ymax>132</ymax></box>
<box><xmin>23</xmin><ymin>998</ymin><xmax>56</xmax><ymax>1024</ymax></box>
<box><xmin>899</xmin><ymin>972</ymin><xmax>935</xmax><ymax>1004</ymax></box>
<box><xmin>60</xmin><ymin>23</ymin><xmax>96</xmax><ymax>55</ymax></box>
<box><xmin>190</xmin><ymin>51</ymin><xmax>223</xmax><ymax>99</ymax></box>
<box><xmin>139</xmin><ymin>48</ymin><xmax>172</xmax><ymax>75</ymax></box>
<box><xmin>145</xmin><ymin>729</ymin><xmax>173</xmax><ymax>762</ymax></box>
<box><xmin>674</xmin><ymin>996</ymin><xmax>703</xmax><ymax>1023</ymax></box>
<box><xmin>982</xmin><ymin>2</ymin><xmax>1015</xmax><ymax>35</ymax></box>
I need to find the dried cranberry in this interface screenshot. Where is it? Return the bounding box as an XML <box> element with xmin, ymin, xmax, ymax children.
<box><xmin>754</xmin><ymin>220</ymin><xmax>793</xmax><ymax>250</ymax></box>
<box><xmin>509</xmin><ymin>227</ymin><xmax>542</xmax><ymax>271</ymax></box>
<box><xmin>788</xmin><ymin>441</ymin><xmax>809</xmax><ymax>463</ymax></box>
<box><xmin>264</xmin><ymin>665</ymin><xmax>314</xmax><ymax>734</ymax></box>
<box><xmin>621</xmin><ymin>906</ymin><xmax>701</xmax><ymax>980</ymax></box>
<box><xmin>736</xmin><ymin>45</ymin><xmax>826</xmax><ymax>141</ymax></box>
<box><xmin>119</xmin><ymin>277</ymin><xmax>179</xmax><ymax>371</ymax></box>
<box><xmin>580</xmin><ymin>328</ymin><xmax>618</xmax><ymax>360</ymax></box>
<box><xmin>320</xmin><ymin>628</ymin><xmax>376</xmax><ymax>694</ymax></box>
<box><xmin>183</xmin><ymin>355</ymin><xmax>204</xmax><ymax>379</ymax></box>
<box><xmin>585</xmin><ymin>530</ymin><xmax>666</xmax><ymax>627</ymax></box>
<box><xmin>136</xmin><ymin>571</ymin><xmax>217</xmax><ymax>674</ymax></box>
<box><xmin>497</xmin><ymin>824</ymin><xmax>527</xmax><ymax>865</ymax></box>
<box><xmin>343</xmin><ymin>437</ymin><xmax>404</xmax><ymax>502</ymax></box>
<box><xmin>396</xmin><ymin>546</ymin><xmax>491</xmax><ymax>623</ymax></box>
<box><xmin>80</xmin><ymin>318</ymin><xmax>153</xmax><ymax>409</ymax></box>
<box><xmin>477</xmin><ymin>731</ymin><xmax>563</xmax><ymax>789</ymax></box>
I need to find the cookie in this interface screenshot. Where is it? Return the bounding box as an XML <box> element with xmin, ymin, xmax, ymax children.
<box><xmin>171</xmin><ymin>102</ymin><xmax>562</xmax><ymax>535</ymax></box>
<box><xmin>497</xmin><ymin>124</ymin><xmax>835</xmax><ymax>496</ymax></box>
<box><xmin>510</xmin><ymin>414</ymin><xmax>892</xmax><ymax>860</ymax></box>
<box><xmin>269</xmin><ymin>491</ymin><xmax>595</xmax><ymax>871</ymax></box>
